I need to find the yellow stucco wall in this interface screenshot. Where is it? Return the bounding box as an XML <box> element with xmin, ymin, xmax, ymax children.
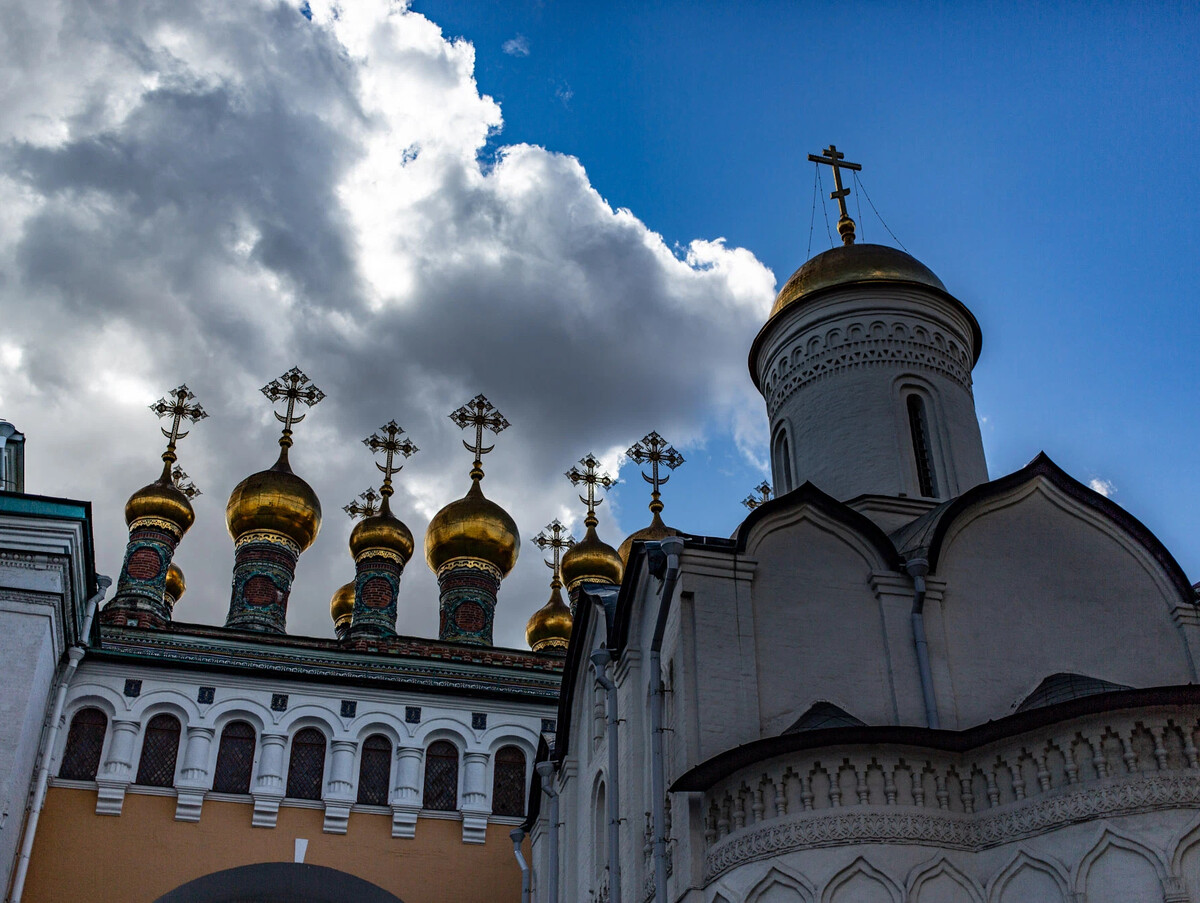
<box><xmin>23</xmin><ymin>787</ymin><xmax>526</xmax><ymax>902</ymax></box>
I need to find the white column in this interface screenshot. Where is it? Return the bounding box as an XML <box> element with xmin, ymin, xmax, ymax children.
<box><xmin>95</xmin><ymin>719</ymin><xmax>139</xmax><ymax>815</ymax></box>
<box><xmin>322</xmin><ymin>739</ymin><xmax>357</xmax><ymax>835</ymax></box>
<box><xmin>251</xmin><ymin>732</ymin><xmax>288</xmax><ymax>828</ymax></box>
<box><xmin>461</xmin><ymin>750</ymin><xmax>490</xmax><ymax>844</ymax></box>
<box><xmin>390</xmin><ymin>745</ymin><xmax>423</xmax><ymax>839</ymax></box>
<box><xmin>175</xmin><ymin>725</ymin><xmax>215</xmax><ymax>823</ymax></box>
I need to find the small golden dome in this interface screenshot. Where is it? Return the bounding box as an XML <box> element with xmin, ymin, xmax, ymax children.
<box><xmin>225</xmin><ymin>450</ymin><xmax>322</xmax><ymax>551</ymax></box>
<box><xmin>164</xmin><ymin>562</ymin><xmax>186</xmax><ymax>603</ymax></box>
<box><xmin>330</xmin><ymin>580</ymin><xmax>355</xmax><ymax>632</ymax></box>
<box><xmin>769</xmin><ymin>243</ymin><xmax>946</xmax><ymax>320</ymax></box>
<box><xmin>125</xmin><ymin>477</ymin><xmax>195</xmax><ymax>533</ymax></box>
<box><xmin>350</xmin><ymin>507</ymin><xmax>414</xmax><ymax>562</ymax></box>
<box><xmin>425</xmin><ymin>479</ymin><xmax>519</xmax><ymax>575</ymax></box>
<box><xmin>618</xmin><ymin>511</ymin><xmax>682</xmax><ymax>566</ymax></box>
<box><xmin>526</xmin><ymin>584</ymin><xmax>573</xmax><ymax>653</ymax></box>
<box><xmin>562</xmin><ymin>523</ymin><xmax>623</xmax><ymax>589</ymax></box>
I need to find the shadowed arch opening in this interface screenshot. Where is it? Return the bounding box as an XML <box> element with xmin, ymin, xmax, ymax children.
<box><xmin>154</xmin><ymin>863</ymin><xmax>404</xmax><ymax>902</ymax></box>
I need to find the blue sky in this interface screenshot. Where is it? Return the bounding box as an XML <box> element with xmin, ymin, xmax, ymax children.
<box><xmin>418</xmin><ymin>0</ymin><xmax>1200</xmax><ymax>574</ymax></box>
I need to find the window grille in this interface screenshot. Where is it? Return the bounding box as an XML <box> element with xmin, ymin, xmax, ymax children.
<box><xmin>907</xmin><ymin>395</ymin><xmax>938</xmax><ymax>498</ymax></box>
<box><xmin>422</xmin><ymin>740</ymin><xmax>459</xmax><ymax>811</ymax></box>
<box><xmin>212</xmin><ymin>721</ymin><xmax>256</xmax><ymax>794</ymax></box>
<box><xmin>59</xmin><ymin>708</ymin><xmax>107</xmax><ymax>780</ymax></box>
<box><xmin>357</xmin><ymin>734</ymin><xmax>392</xmax><ymax>805</ymax></box>
<box><xmin>135</xmin><ymin>713</ymin><xmax>181</xmax><ymax>787</ymax></box>
<box><xmin>491</xmin><ymin>745</ymin><xmax>526</xmax><ymax>817</ymax></box>
<box><xmin>286</xmin><ymin>728</ymin><xmax>327</xmax><ymax>800</ymax></box>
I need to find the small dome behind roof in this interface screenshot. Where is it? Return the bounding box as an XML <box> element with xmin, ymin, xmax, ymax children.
<box><xmin>525</xmin><ymin>585</ymin><xmax>573</xmax><ymax>653</ymax></box>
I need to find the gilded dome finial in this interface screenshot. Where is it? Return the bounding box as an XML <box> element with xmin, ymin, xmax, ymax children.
<box><xmin>626</xmin><ymin>431</ymin><xmax>684</xmax><ymax>517</ymax></box>
<box><xmin>449</xmin><ymin>394</ymin><xmax>510</xmax><ymax>482</ymax></box>
<box><xmin>260</xmin><ymin>366</ymin><xmax>325</xmax><ymax>462</ymax></box>
<box><xmin>566</xmin><ymin>453</ymin><xmax>619</xmax><ymax>529</ymax></box>
<box><xmin>533</xmin><ymin>519</ymin><xmax>576</xmax><ymax>589</ymax></box>
<box><xmin>527</xmin><ymin>519</ymin><xmax>576</xmax><ymax>653</ymax></box>
<box><xmin>742</xmin><ymin>481</ymin><xmax>773</xmax><ymax>510</ymax></box>
<box><xmin>362</xmin><ymin>419</ymin><xmax>418</xmax><ymax>515</ymax></box>
<box><xmin>808</xmin><ymin>144</ymin><xmax>862</xmax><ymax>247</ymax></box>
<box><xmin>148</xmin><ymin>384</ymin><xmax>208</xmax><ymax>482</ymax></box>
<box><xmin>562</xmin><ymin>453</ymin><xmax>624</xmax><ymax>593</ymax></box>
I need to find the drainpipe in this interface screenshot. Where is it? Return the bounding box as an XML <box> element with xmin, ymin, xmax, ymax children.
<box><xmin>590</xmin><ymin>648</ymin><xmax>622</xmax><ymax>903</ymax></box>
<box><xmin>645</xmin><ymin>537</ymin><xmax>683</xmax><ymax>903</ymax></box>
<box><xmin>906</xmin><ymin>557</ymin><xmax>940</xmax><ymax>730</ymax></box>
<box><xmin>535</xmin><ymin>761</ymin><xmax>559</xmax><ymax>903</ymax></box>
<box><xmin>509</xmin><ymin>827</ymin><xmax>531</xmax><ymax>903</ymax></box>
<box><xmin>10</xmin><ymin>574</ymin><xmax>112</xmax><ymax>903</ymax></box>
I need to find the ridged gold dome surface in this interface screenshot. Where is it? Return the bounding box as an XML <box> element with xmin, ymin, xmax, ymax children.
<box><xmin>769</xmin><ymin>243</ymin><xmax>946</xmax><ymax>319</ymax></box>
<box><xmin>225</xmin><ymin>452</ymin><xmax>322</xmax><ymax>551</ymax></box>
<box><xmin>425</xmin><ymin>479</ymin><xmax>519</xmax><ymax>575</ymax></box>
<box><xmin>350</xmin><ymin>510</ymin><xmax>414</xmax><ymax>562</ymax></box>
<box><xmin>525</xmin><ymin>585</ymin><xmax>573</xmax><ymax>652</ymax></box>
<box><xmin>562</xmin><ymin>524</ymin><xmax>623</xmax><ymax>588</ymax></box>
<box><xmin>164</xmin><ymin>563</ymin><xmax>186</xmax><ymax>602</ymax></box>
<box><xmin>330</xmin><ymin>580</ymin><xmax>355</xmax><ymax>631</ymax></box>
<box><xmin>617</xmin><ymin>511</ymin><xmax>682</xmax><ymax>566</ymax></box>
<box><xmin>125</xmin><ymin>478</ymin><xmax>195</xmax><ymax>533</ymax></box>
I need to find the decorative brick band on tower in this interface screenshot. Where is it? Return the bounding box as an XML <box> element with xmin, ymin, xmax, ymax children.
<box><xmin>106</xmin><ymin>514</ymin><xmax>187</xmax><ymax>629</ymax></box>
<box><xmin>349</xmin><ymin>549</ymin><xmax>405</xmax><ymax>640</ymax></box>
<box><xmin>436</xmin><ymin>557</ymin><xmax>502</xmax><ymax>645</ymax></box>
<box><xmin>227</xmin><ymin>530</ymin><xmax>302</xmax><ymax>633</ymax></box>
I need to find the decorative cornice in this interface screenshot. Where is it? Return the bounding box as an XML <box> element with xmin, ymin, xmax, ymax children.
<box><xmin>234</xmin><ymin>530</ymin><xmax>302</xmax><ymax>556</ymax></box>
<box><xmin>436</xmin><ymin>556</ymin><xmax>503</xmax><ymax>582</ymax></box>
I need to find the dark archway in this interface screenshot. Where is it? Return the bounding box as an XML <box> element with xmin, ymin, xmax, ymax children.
<box><xmin>155</xmin><ymin>863</ymin><xmax>404</xmax><ymax>903</ymax></box>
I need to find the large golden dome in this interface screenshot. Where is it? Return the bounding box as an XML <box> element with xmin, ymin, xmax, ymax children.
<box><xmin>525</xmin><ymin>585</ymin><xmax>573</xmax><ymax>653</ymax></box>
<box><xmin>769</xmin><ymin>243</ymin><xmax>946</xmax><ymax>320</ymax></box>
<box><xmin>350</xmin><ymin>508</ymin><xmax>414</xmax><ymax>562</ymax></box>
<box><xmin>618</xmin><ymin>511</ymin><xmax>681</xmax><ymax>566</ymax></box>
<box><xmin>425</xmin><ymin>479</ymin><xmax>519</xmax><ymax>575</ymax></box>
<box><xmin>562</xmin><ymin>523</ymin><xmax>623</xmax><ymax>589</ymax></box>
<box><xmin>164</xmin><ymin>562</ymin><xmax>186</xmax><ymax>603</ymax></box>
<box><xmin>225</xmin><ymin>451</ymin><xmax>322</xmax><ymax>551</ymax></box>
<box><xmin>330</xmin><ymin>580</ymin><xmax>355</xmax><ymax>632</ymax></box>
<box><xmin>125</xmin><ymin>476</ymin><xmax>195</xmax><ymax>533</ymax></box>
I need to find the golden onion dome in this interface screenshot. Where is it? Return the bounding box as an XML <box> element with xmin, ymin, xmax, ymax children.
<box><xmin>330</xmin><ymin>580</ymin><xmax>356</xmax><ymax>633</ymax></box>
<box><xmin>561</xmin><ymin>523</ymin><xmax>623</xmax><ymax>589</ymax></box>
<box><xmin>164</xmin><ymin>562</ymin><xmax>186</xmax><ymax>603</ymax></box>
<box><xmin>350</xmin><ymin>507</ymin><xmax>414</xmax><ymax>563</ymax></box>
<box><xmin>617</xmin><ymin>510</ymin><xmax>682</xmax><ymax>566</ymax></box>
<box><xmin>525</xmin><ymin>585</ymin><xmax>573</xmax><ymax>653</ymax></box>
<box><xmin>425</xmin><ymin>478</ymin><xmax>519</xmax><ymax>575</ymax></box>
<box><xmin>769</xmin><ymin>243</ymin><xmax>946</xmax><ymax>320</ymax></box>
<box><xmin>225</xmin><ymin>450</ymin><xmax>322</xmax><ymax>551</ymax></box>
<box><xmin>125</xmin><ymin>476</ymin><xmax>195</xmax><ymax>533</ymax></box>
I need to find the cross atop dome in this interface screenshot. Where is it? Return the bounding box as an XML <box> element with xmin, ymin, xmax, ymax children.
<box><xmin>808</xmin><ymin>144</ymin><xmax>862</xmax><ymax>246</ymax></box>
<box><xmin>533</xmin><ymin>520</ymin><xmax>576</xmax><ymax>590</ymax></box>
<box><xmin>343</xmin><ymin>487</ymin><xmax>381</xmax><ymax>519</ymax></box>
<box><xmin>362</xmin><ymin>420</ymin><xmax>417</xmax><ymax>511</ymax></box>
<box><xmin>566</xmin><ymin>453</ymin><xmax>618</xmax><ymax>528</ymax></box>
<box><xmin>261</xmin><ymin>367</ymin><xmax>324</xmax><ymax>452</ymax></box>
<box><xmin>626</xmin><ymin>431</ymin><xmax>684</xmax><ymax>516</ymax></box>
<box><xmin>149</xmin><ymin>384</ymin><xmax>207</xmax><ymax>477</ymax></box>
<box><xmin>450</xmin><ymin>394</ymin><xmax>510</xmax><ymax>481</ymax></box>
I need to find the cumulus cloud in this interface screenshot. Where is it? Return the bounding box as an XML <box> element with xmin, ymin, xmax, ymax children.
<box><xmin>0</xmin><ymin>0</ymin><xmax>775</xmax><ymax>645</ymax></box>
<box><xmin>502</xmin><ymin>34</ymin><xmax>530</xmax><ymax>57</ymax></box>
<box><xmin>1089</xmin><ymin>477</ymin><xmax>1117</xmax><ymax>498</ymax></box>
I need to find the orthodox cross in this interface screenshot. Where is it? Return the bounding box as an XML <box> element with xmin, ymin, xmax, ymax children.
<box><xmin>533</xmin><ymin>519</ymin><xmax>576</xmax><ymax>589</ymax></box>
<box><xmin>344</xmin><ymin>487</ymin><xmax>381</xmax><ymax>519</ymax></box>
<box><xmin>362</xmin><ymin>420</ymin><xmax>418</xmax><ymax>508</ymax></box>
<box><xmin>170</xmin><ymin>466</ymin><xmax>202</xmax><ymax>500</ymax></box>
<box><xmin>260</xmin><ymin>367</ymin><xmax>325</xmax><ymax>449</ymax></box>
<box><xmin>742</xmin><ymin>481</ymin><xmax>773</xmax><ymax>510</ymax></box>
<box><xmin>149</xmin><ymin>384</ymin><xmax>207</xmax><ymax>472</ymax></box>
<box><xmin>626</xmin><ymin>431</ymin><xmax>684</xmax><ymax>515</ymax></box>
<box><xmin>565</xmin><ymin>453</ymin><xmax>618</xmax><ymax>528</ymax></box>
<box><xmin>449</xmin><ymin>394</ymin><xmax>509</xmax><ymax>480</ymax></box>
<box><xmin>807</xmin><ymin>144</ymin><xmax>862</xmax><ymax>245</ymax></box>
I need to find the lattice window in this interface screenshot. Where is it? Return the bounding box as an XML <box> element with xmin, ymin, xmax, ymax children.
<box><xmin>59</xmin><ymin>707</ymin><xmax>107</xmax><ymax>780</ymax></box>
<box><xmin>423</xmin><ymin>740</ymin><xmax>459</xmax><ymax>811</ymax></box>
<box><xmin>491</xmin><ymin>745</ymin><xmax>526</xmax><ymax>817</ymax></box>
<box><xmin>357</xmin><ymin>734</ymin><xmax>392</xmax><ymax>805</ymax></box>
<box><xmin>135</xmin><ymin>713</ymin><xmax>181</xmax><ymax>787</ymax></box>
<box><xmin>286</xmin><ymin>728</ymin><xmax>327</xmax><ymax>800</ymax></box>
<box><xmin>212</xmin><ymin>720</ymin><xmax>256</xmax><ymax>794</ymax></box>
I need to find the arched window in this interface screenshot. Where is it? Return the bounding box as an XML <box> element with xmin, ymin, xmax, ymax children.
<box><xmin>491</xmin><ymin>746</ymin><xmax>526</xmax><ymax>817</ymax></box>
<box><xmin>285</xmin><ymin>728</ymin><xmax>326</xmax><ymax>800</ymax></box>
<box><xmin>357</xmin><ymin>734</ymin><xmax>392</xmax><ymax>806</ymax></box>
<box><xmin>772</xmin><ymin>428</ymin><xmax>793</xmax><ymax>495</ymax></box>
<box><xmin>422</xmin><ymin>740</ymin><xmax>459</xmax><ymax>811</ymax></box>
<box><xmin>135</xmin><ymin>713</ymin><xmax>181</xmax><ymax>787</ymax></box>
<box><xmin>594</xmin><ymin>780</ymin><xmax>608</xmax><ymax>880</ymax></box>
<box><xmin>212</xmin><ymin>721</ymin><xmax>256</xmax><ymax>794</ymax></box>
<box><xmin>907</xmin><ymin>394</ymin><xmax>939</xmax><ymax>497</ymax></box>
<box><xmin>59</xmin><ymin>708</ymin><xmax>107</xmax><ymax>780</ymax></box>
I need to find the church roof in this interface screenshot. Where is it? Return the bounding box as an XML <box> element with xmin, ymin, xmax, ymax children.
<box><xmin>1015</xmin><ymin>673</ymin><xmax>1132</xmax><ymax>713</ymax></box>
<box><xmin>783</xmin><ymin>702</ymin><xmax>866</xmax><ymax>733</ymax></box>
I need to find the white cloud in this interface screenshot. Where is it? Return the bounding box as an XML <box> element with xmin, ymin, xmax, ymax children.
<box><xmin>502</xmin><ymin>34</ymin><xmax>529</xmax><ymax>57</ymax></box>
<box><xmin>1089</xmin><ymin>477</ymin><xmax>1117</xmax><ymax>498</ymax></box>
<box><xmin>0</xmin><ymin>0</ymin><xmax>775</xmax><ymax>646</ymax></box>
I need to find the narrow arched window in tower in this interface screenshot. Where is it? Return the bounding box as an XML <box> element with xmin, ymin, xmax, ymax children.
<box><xmin>594</xmin><ymin>780</ymin><xmax>608</xmax><ymax>881</ymax></box>
<box><xmin>907</xmin><ymin>395</ymin><xmax>939</xmax><ymax>498</ymax></box>
<box><xmin>357</xmin><ymin>734</ymin><xmax>392</xmax><ymax>806</ymax></box>
<box><xmin>212</xmin><ymin>720</ymin><xmax>256</xmax><ymax>794</ymax></box>
<box><xmin>59</xmin><ymin>707</ymin><xmax>107</xmax><ymax>780</ymax></box>
<box><xmin>773</xmin><ymin>429</ymin><xmax>793</xmax><ymax>495</ymax></box>
<box><xmin>423</xmin><ymin>740</ymin><xmax>459</xmax><ymax>811</ymax></box>
<box><xmin>135</xmin><ymin>713</ymin><xmax>182</xmax><ymax>787</ymax></box>
<box><xmin>492</xmin><ymin>745</ymin><xmax>527</xmax><ymax>817</ymax></box>
<box><xmin>285</xmin><ymin>728</ymin><xmax>327</xmax><ymax>800</ymax></box>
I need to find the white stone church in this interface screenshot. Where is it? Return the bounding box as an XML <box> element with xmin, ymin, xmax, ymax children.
<box><xmin>527</xmin><ymin>223</ymin><xmax>1200</xmax><ymax>901</ymax></box>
